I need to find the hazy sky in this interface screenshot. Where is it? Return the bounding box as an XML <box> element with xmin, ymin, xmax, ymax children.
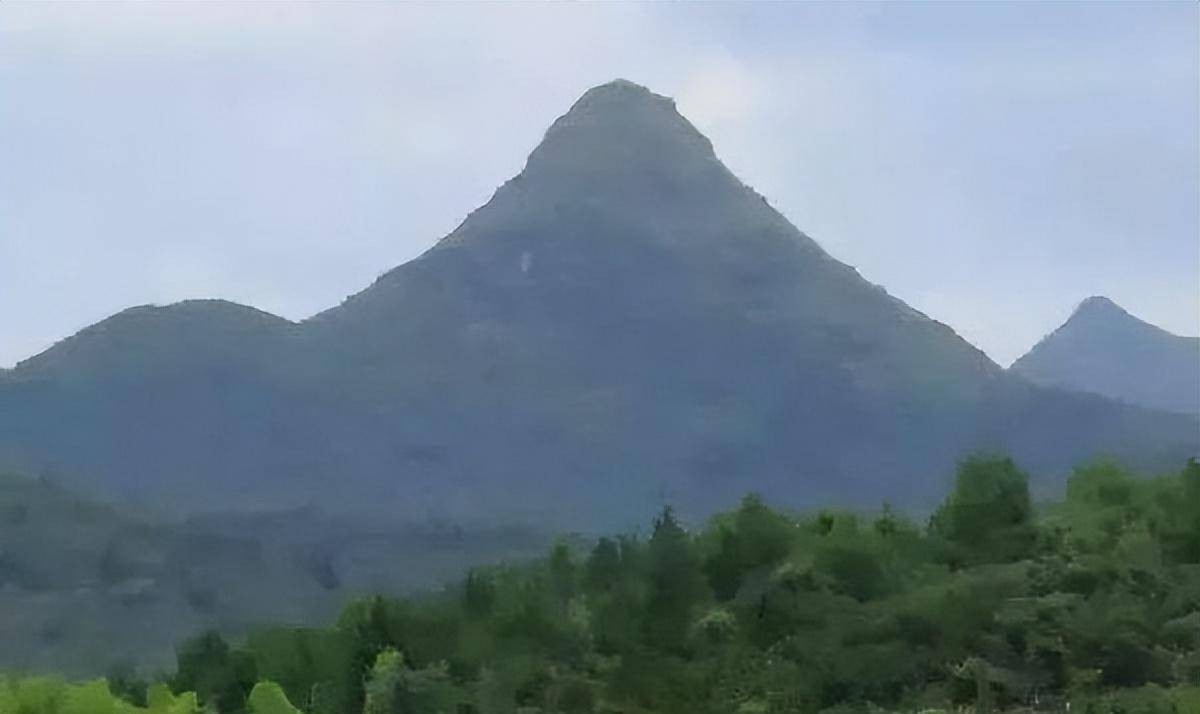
<box><xmin>1</xmin><ymin>2</ymin><xmax>1197</xmax><ymax>368</ymax></box>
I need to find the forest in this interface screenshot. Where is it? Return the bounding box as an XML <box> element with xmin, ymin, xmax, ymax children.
<box><xmin>3</xmin><ymin>455</ymin><xmax>1200</xmax><ymax>714</ymax></box>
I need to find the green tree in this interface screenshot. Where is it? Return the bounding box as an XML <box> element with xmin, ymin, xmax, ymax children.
<box><xmin>584</xmin><ymin>537</ymin><xmax>621</xmax><ymax>593</ymax></box>
<box><xmin>642</xmin><ymin>507</ymin><xmax>708</xmax><ymax>654</ymax></box>
<box><xmin>549</xmin><ymin>541</ymin><xmax>577</xmax><ymax>611</ymax></box>
<box><xmin>248</xmin><ymin>628</ymin><xmax>358</xmax><ymax>714</ymax></box>
<box><xmin>703</xmin><ymin>494</ymin><xmax>795</xmax><ymax>601</ymax></box>
<box><xmin>931</xmin><ymin>455</ymin><xmax>1038</xmax><ymax>565</ymax></box>
<box><xmin>363</xmin><ymin>649</ymin><xmax>464</xmax><ymax>714</ymax></box>
<box><xmin>61</xmin><ymin>680</ymin><xmax>137</xmax><ymax>714</ymax></box>
<box><xmin>338</xmin><ymin>595</ymin><xmax>403</xmax><ymax>710</ymax></box>
<box><xmin>106</xmin><ymin>664</ymin><xmax>148</xmax><ymax>707</ymax></box>
<box><xmin>1067</xmin><ymin>460</ymin><xmax>1136</xmax><ymax>508</ymax></box>
<box><xmin>1162</xmin><ymin>458</ymin><xmax>1200</xmax><ymax>563</ymax></box>
<box><xmin>146</xmin><ymin>684</ymin><xmax>203</xmax><ymax>714</ymax></box>
<box><xmin>813</xmin><ymin>541</ymin><xmax>888</xmax><ymax>602</ymax></box>
<box><xmin>172</xmin><ymin>630</ymin><xmax>257</xmax><ymax>714</ymax></box>
<box><xmin>245</xmin><ymin>681</ymin><xmax>302</xmax><ymax>714</ymax></box>
<box><xmin>463</xmin><ymin>569</ymin><xmax>496</xmax><ymax>618</ymax></box>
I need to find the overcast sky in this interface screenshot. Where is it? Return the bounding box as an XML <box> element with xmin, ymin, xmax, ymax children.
<box><xmin>1</xmin><ymin>2</ymin><xmax>1196</xmax><ymax>368</ymax></box>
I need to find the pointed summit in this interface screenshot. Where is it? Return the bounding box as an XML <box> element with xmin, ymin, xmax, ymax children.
<box><xmin>569</xmin><ymin>78</ymin><xmax>677</xmax><ymax>114</ymax></box>
<box><xmin>547</xmin><ymin>79</ymin><xmax>699</xmax><ymax>138</ymax></box>
<box><xmin>397</xmin><ymin>78</ymin><xmax>807</xmax><ymax>262</ymax></box>
<box><xmin>1060</xmin><ymin>296</ymin><xmax>1170</xmax><ymax>337</ymax></box>
<box><xmin>518</xmin><ymin>79</ymin><xmax>720</xmax><ymax>186</ymax></box>
<box><xmin>1013</xmin><ymin>298</ymin><xmax>1199</xmax><ymax>415</ymax></box>
<box><xmin>1071</xmin><ymin>296</ymin><xmax>1130</xmax><ymax>321</ymax></box>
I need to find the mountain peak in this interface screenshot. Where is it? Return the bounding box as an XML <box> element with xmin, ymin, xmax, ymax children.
<box><xmin>13</xmin><ymin>299</ymin><xmax>292</xmax><ymax>377</ymax></box>
<box><xmin>523</xmin><ymin>79</ymin><xmax>716</xmax><ymax>178</ymax></box>
<box><xmin>571</xmin><ymin>78</ymin><xmax>673</xmax><ymax>111</ymax></box>
<box><xmin>1071</xmin><ymin>295</ymin><xmax>1129</xmax><ymax>321</ymax></box>
<box><xmin>1013</xmin><ymin>296</ymin><xmax>1200</xmax><ymax>415</ymax></box>
<box><xmin>552</xmin><ymin>78</ymin><xmax>684</xmax><ymax>132</ymax></box>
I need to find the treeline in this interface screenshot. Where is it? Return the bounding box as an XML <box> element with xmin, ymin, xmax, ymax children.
<box><xmin>5</xmin><ymin>456</ymin><xmax>1200</xmax><ymax>713</ymax></box>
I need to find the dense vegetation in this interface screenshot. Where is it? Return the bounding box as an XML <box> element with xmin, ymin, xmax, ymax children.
<box><xmin>0</xmin><ymin>472</ymin><xmax>549</xmax><ymax>675</ymax></box>
<box><xmin>5</xmin><ymin>456</ymin><xmax>1200</xmax><ymax>713</ymax></box>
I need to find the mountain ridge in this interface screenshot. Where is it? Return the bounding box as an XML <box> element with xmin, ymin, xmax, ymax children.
<box><xmin>1</xmin><ymin>80</ymin><xmax>1195</xmax><ymax>528</ymax></box>
<box><xmin>13</xmin><ymin>299</ymin><xmax>296</xmax><ymax>377</ymax></box>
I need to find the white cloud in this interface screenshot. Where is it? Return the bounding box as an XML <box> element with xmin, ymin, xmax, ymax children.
<box><xmin>678</xmin><ymin>58</ymin><xmax>765</xmax><ymax>128</ymax></box>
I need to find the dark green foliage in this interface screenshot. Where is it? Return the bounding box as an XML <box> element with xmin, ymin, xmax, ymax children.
<box><xmin>931</xmin><ymin>455</ymin><xmax>1038</xmax><ymax>566</ymax></box>
<box><xmin>47</xmin><ymin>456</ymin><xmax>1200</xmax><ymax>713</ymax></box>
<box><xmin>703</xmin><ymin>494</ymin><xmax>794</xmax><ymax>601</ymax></box>
<box><xmin>548</xmin><ymin>541</ymin><xmax>577</xmax><ymax>611</ymax></box>
<box><xmin>463</xmin><ymin>570</ymin><xmax>497</xmax><ymax>618</ymax></box>
<box><xmin>106</xmin><ymin>663</ymin><xmax>149</xmax><ymax>707</ymax></box>
<box><xmin>0</xmin><ymin>470</ymin><xmax>551</xmax><ymax>677</ymax></box>
<box><xmin>583</xmin><ymin>537</ymin><xmax>620</xmax><ymax>592</ymax></box>
<box><xmin>814</xmin><ymin>541</ymin><xmax>888</xmax><ymax>602</ymax></box>
<box><xmin>362</xmin><ymin>649</ymin><xmax>466</xmax><ymax>714</ymax></box>
<box><xmin>643</xmin><ymin>507</ymin><xmax>707</xmax><ymax>655</ymax></box>
<box><xmin>246</xmin><ymin>628</ymin><xmax>357</xmax><ymax>714</ymax></box>
<box><xmin>1161</xmin><ymin>458</ymin><xmax>1200</xmax><ymax>563</ymax></box>
<box><xmin>171</xmin><ymin>631</ymin><xmax>257</xmax><ymax>714</ymax></box>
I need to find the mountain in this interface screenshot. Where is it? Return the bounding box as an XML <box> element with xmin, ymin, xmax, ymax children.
<box><xmin>0</xmin><ymin>301</ymin><xmax>317</xmax><ymax>510</ymax></box>
<box><xmin>1012</xmin><ymin>296</ymin><xmax>1200</xmax><ymax>416</ymax></box>
<box><xmin>1</xmin><ymin>80</ymin><xmax>1196</xmax><ymax>528</ymax></box>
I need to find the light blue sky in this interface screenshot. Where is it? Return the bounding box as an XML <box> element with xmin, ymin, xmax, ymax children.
<box><xmin>1</xmin><ymin>2</ymin><xmax>1196</xmax><ymax>367</ymax></box>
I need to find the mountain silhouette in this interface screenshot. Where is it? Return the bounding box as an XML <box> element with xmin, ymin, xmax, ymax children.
<box><xmin>1</xmin><ymin>81</ymin><xmax>1195</xmax><ymax>528</ymax></box>
<box><xmin>1012</xmin><ymin>296</ymin><xmax>1200</xmax><ymax>416</ymax></box>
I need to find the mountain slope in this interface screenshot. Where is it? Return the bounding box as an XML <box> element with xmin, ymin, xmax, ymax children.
<box><xmin>300</xmin><ymin>80</ymin><xmax>1196</xmax><ymax>519</ymax></box>
<box><xmin>0</xmin><ymin>472</ymin><xmax>549</xmax><ymax>675</ymax></box>
<box><xmin>1</xmin><ymin>80</ymin><xmax>1196</xmax><ymax>527</ymax></box>
<box><xmin>0</xmin><ymin>301</ymin><xmax>326</xmax><ymax>510</ymax></box>
<box><xmin>302</xmin><ymin>80</ymin><xmax>1011</xmax><ymax>520</ymax></box>
<box><xmin>1012</xmin><ymin>296</ymin><xmax>1200</xmax><ymax>416</ymax></box>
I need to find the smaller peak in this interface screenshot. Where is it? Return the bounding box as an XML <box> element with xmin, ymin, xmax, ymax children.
<box><xmin>106</xmin><ymin>299</ymin><xmax>290</xmax><ymax>324</ymax></box>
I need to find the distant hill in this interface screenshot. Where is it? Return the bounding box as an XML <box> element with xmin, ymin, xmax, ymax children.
<box><xmin>0</xmin><ymin>80</ymin><xmax>1195</xmax><ymax>529</ymax></box>
<box><xmin>0</xmin><ymin>472</ymin><xmax>547</xmax><ymax>674</ymax></box>
<box><xmin>1012</xmin><ymin>297</ymin><xmax>1200</xmax><ymax>416</ymax></box>
<box><xmin>0</xmin><ymin>470</ymin><xmax>300</xmax><ymax>675</ymax></box>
